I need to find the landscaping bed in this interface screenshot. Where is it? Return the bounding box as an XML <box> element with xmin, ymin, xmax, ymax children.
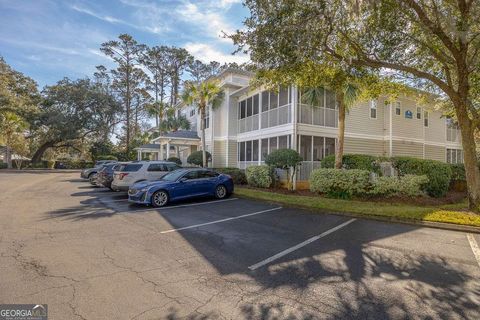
<box><xmin>235</xmin><ymin>187</ymin><xmax>480</xmax><ymax>228</ymax></box>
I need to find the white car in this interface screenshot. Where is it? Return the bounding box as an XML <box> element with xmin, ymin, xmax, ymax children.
<box><xmin>111</xmin><ymin>161</ymin><xmax>181</xmax><ymax>191</ymax></box>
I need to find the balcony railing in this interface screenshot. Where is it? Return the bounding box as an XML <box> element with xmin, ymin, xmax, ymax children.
<box><xmin>239</xmin><ymin>104</ymin><xmax>291</xmax><ymax>134</ymax></box>
<box><xmin>298</xmin><ymin>104</ymin><xmax>338</xmax><ymax>128</ymax></box>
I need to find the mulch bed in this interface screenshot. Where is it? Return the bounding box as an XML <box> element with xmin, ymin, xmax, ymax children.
<box><xmin>239</xmin><ymin>185</ymin><xmax>467</xmax><ymax>207</ymax></box>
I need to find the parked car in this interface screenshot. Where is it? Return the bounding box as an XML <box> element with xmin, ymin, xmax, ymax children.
<box><xmin>111</xmin><ymin>161</ymin><xmax>181</xmax><ymax>192</ymax></box>
<box><xmin>80</xmin><ymin>160</ymin><xmax>117</xmax><ymax>179</ymax></box>
<box><xmin>128</xmin><ymin>168</ymin><xmax>234</xmax><ymax>207</ymax></box>
<box><xmin>94</xmin><ymin>162</ymin><xmax>124</xmax><ymax>189</ymax></box>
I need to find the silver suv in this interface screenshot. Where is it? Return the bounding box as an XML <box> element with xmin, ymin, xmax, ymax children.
<box><xmin>111</xmin><ymin>161</ymin><xmax>181</xmax><ymax>191</ymax></box>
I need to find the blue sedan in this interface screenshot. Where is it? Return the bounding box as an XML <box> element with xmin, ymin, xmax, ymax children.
<box><xmin>128</xmin><ymin>168</ymin><xmax>234</xmax><ymax>207</ymax></box>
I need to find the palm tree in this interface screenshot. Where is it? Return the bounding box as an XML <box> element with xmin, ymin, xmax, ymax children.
<box><xmin>159</xmin><ymin>114</ymin><xmax>191</xmax><ymax>132</ymax></box>
<box><xmin>303</xmin><ymin>83</ymin><xmax>360</xmax><ymax>169</ymax></box>
<box><xmin>181</xmin><ymin>80</ymin><xmax>224</xmax><ymax>167</ymax></box>
<box><xmin>146</xmin><ymin>101</ymin><xmax>169</xmax><ymax>134</ymax></box>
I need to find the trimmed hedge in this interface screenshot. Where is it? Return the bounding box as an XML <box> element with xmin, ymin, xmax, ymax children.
<box><xmin>96</xmin><ymin>155</ymin><xmax>118</xmax><ymax>161</ymax></box>
<box><xmin>187</xmin><ymin>151</ymin><xmax>211</xmax><ymax>167</ymax></box>
<box><xmin>246</xmin><ymin>165</ymin><xmax>273</xmax><ymax>188</ymax></box>
<box><xmin>54</xmin><ymin>160</ymin><xmax>93</xmax><ymax>169</ymax></box>
<box><xmin>391</xmin><ymin>157</ymin><xmax>452</xmax><ymax>198</ymax></box>
<box><xmin>450</xmin><ymin>163</ymin><xmax>466</xmax><ymax>182</ymax></box>
<box><xmin>167</xmin><ymin>157</ymin><xmax>182</xmax><ymax>165</ymax></box>
<box><xmin>310</xmin><ymin>168</ymin><xmax>371</xmax><ymax>199</ymax></box>
<box><xmin>0</xmin><ymin>162</ymin><xmax>7</xmax><ymax>169</ymax></box>
<box><xmin>321</xmin><ymin>154</ymin><xmax>381</xmax><ymax>174</ymax></box>
<box><xmin>369</xmin><ymin>175</ymin><xmax>429</xmax><ymax>197</ymax></box>
<box><xmin>214</xmin><ymin>167</ymin><xmax>247</xmax><ymax>185</ymax></box>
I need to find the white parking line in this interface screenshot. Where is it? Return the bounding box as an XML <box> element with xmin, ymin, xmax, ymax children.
<box><xmin>248</xmin><ymin>218</ymin><xmax>357</xmax><ymax>271</ymax></box>
<box><xmin>160</xmin><ymin>207</ymin><xmax>282</xmax><ymax>234</ymax></box>
<box><xmin>467</xmin><ymin>234</ymin><xmax>480</xmax><ymax>268</ymax></box>
<box><xmin>120</xmin><ymin>198</ymin><xmax>240</xmax><ymax>214</ymax></box>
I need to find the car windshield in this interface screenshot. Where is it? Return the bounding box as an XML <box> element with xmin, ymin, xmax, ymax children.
<box><xmin>161</xmin><ymin>169</ymin><xmax>188</xmax><ymax>182</ymax></box>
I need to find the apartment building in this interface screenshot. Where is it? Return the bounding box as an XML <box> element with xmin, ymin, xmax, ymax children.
<box><xmin>142</xmin><ymin>68</ymin><xmax>463</xmax><ymax>181</ymax></box>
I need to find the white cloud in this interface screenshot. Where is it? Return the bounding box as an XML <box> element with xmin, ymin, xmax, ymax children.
<box><xmin>71</xmin><ymin>4</ymin><xmax>167</xmax><ymax>35</ymax></box>
<box><xmin>184</xmin><ymin>42</ymin><xmax>248</xmax><ymax>64</ymax></box>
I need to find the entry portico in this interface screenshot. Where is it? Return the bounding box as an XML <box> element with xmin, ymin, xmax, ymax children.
<box><xmin>139</xmin><ymin>130</ymin><xmax>201</xmax><ymax>164</ymax></box>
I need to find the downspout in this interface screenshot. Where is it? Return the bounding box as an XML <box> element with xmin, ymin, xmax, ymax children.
<box><xmin>292</xmin><ymin>85</ymin><xmax>298</xmax><ymax>190</ymax></box>
<box><xmin>389</xmin><ymin>102</ymin><xmax>393</xmax><ymax>157</ymax></box>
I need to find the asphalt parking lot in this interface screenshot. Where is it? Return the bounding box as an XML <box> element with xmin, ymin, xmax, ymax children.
<box><xmin>1</xmin><ymin>170</ymin><xmax>480</xmax><ymax>319</ymax></box>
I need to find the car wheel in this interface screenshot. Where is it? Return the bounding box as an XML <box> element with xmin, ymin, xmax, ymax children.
<box><xmin>89</xmin><ymin>174</ymin><xmax>97</xmax><ymax>184</ymax></box>
<box><xmin>152</xmin><ymin>190</ymin><xmax>169</xmax><ymax>207</ymax></box>
<box><xmin>215</xmin><ymin>185</ymin><xmax>227</xmax><ymax>199</ymax></box>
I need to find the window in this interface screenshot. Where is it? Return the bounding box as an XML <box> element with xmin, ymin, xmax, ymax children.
<box><xmin>270</xmin><ymin>91</ymin><xmax>278</xmax><ymax>109</ymax></box>
<box><xmin>261</xmin><ymin>91</ymin><xmax>269</xmax><ymax>112</ymax></box>
<box><xmin>246</xmin><ymin>140</ymin><xmax>252</xmax><ymax>161</ymax></box>
<box><xmin>252</xmin><ymin>140</ymin><xmax>259</xmax><ymax>161</ymax></box>
<box><xmin>313</xmin><ymin>137</ymin><xmax>324</xmax><ymax>161</ymax></box>
<box><xmin>447</xmin><ymin>148</ymin><xmax>463</xmax><ymax>164</ymax></box>
<box><xmin>166</xmin><ymin>164</ymin><xmax>181</xmax><ymax>171</ymax></box>
<box><xmin>184</xmin><ymin>171</ymin><xmax>200</xmax><ymax>180</ymax></box>
<box><xmin>253</xmin><ymin>94</ymin><xmax>259</xmax><ymax>115</ymax></box>
<box><xmin>370</xmin><ymin>100</ymin><xmax>377</xmax><ymax>119</ymax></box>
<box><xmin>147</xmin><ymin>163</ymin><xmax>167</xmax><ymax>172</ymax></box>
<box><xmin>269</xmin><ymin>137</ymin><xmax>278</xmax><ymax>152</ymax></box>
<box><xmin>300</xmin><ymin>135</ymin><xmax>312</xmax><ymax>161</ymax></box>
<box><xmin>261</xmin><ymin>138</ymin><xmax>268</xmax><ymax>161</ymax></box>
<box><xmin>239</xmin><ymin>141</ymin><xmax>245</xmax><ymax>161</ymax></box>
<box><xmin>247</xmin><ymin>97</ymin><xmax>252</xmax><ymax>117</ymax></box>
<box><xmin>119</xmin><ymin>164</ymin><xmax>142</xmax><ymax>172</ymax></box>
<box><xmin>200</xmin><ymin>170</ymin><xmax>218</xmax><ymax>178</ymax></box>
<box><xmin>424</xmin><ymin>111</ymin><xmax>429</xmax><ymax>127</ymax></box>
<box><xmin>395</xmin><ymin>102</ymin><xmax>401</xmax><ymax>115</ymax></box>
<box><xmin>416</xmin><ymin>107</ymin><xmax>421</xmax><ymax>119</ymax></box>
<box><xmin>278</xmin><ymin>135</ymin><xmax>288</xmax><ymax>149</ymax></box>
<box><xmin>204</xmin><ymin>109</ymin><xmax>210</xmax><ymax>128</ymax></box>
<box><xmin>325</xmin><ymin>89</ymin><xmax>336</xmax><ymax>109</ymax></box>
<box><xmin>279</xmin><ymin>86</ymin><xmax>289</xmax><ymax>106</ymax></box>
<box><xmin>239</xmin><ymin>100</ymin><xmax>246</xmax><ymax>119</ymax></box>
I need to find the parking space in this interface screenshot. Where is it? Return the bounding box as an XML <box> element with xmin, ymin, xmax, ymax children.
<box><xmin>1</xmin><ymin>171</ymin><xmax>480</xmax><ymax>319</ymax></box>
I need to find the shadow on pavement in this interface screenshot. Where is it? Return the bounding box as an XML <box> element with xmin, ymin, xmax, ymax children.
<box><xmin>50</xmin><ymin>177</ymin><xmax>480</xmax><ymax>319</ymax></box>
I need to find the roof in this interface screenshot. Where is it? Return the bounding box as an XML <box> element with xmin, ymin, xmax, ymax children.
<box><xmin>135</xmin><ymin>144</ymin><xmax>161</xmax><ymax>150</ymax></box>
<box><xmin>151</xmin><ymin>130</ymin><xmax>200</xmax><ymax>142</ymax></box>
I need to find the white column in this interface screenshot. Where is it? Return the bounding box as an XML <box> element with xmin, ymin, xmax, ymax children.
<box><xmin>166</xmin><ymin>142</ymin><xmax>170</xmax><ymax>160</ymax></box>
<box><xmin>160</xmin><ymin>143</ymin><xmax>164</xmax><ymax>160</ymax></box>
<box><xmin>137</xmin><ymin>150</ymin><xmax>141</xmax><ymax>161</ymax></box>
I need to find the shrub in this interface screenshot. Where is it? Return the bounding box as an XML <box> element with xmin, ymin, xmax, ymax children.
<box><xmin>96</xmin><ymin>155</ymin><xmax>118</xmax><ymax>161</ymax></box>
<box><xmin>246</xmin><ymin>165</ymin><xmax>273</xmax><ymax>188</ymax></box>
<box><xmin>187</xmin><ymin>151</ymin><xmax>211</xmax><ymax>167</ymax></box>
<box><xmin>0</xmin><ymin>162</ymin><xmax>7</xmax><ymax>169</ymax></box>
<box><xmin>214</xmin><ymin>167</ymin><xmax>247</xmax><ymax>185</ymax></box>
<box><xmin>167</xmin><ymin>157</ymin><xmax>182</xmax><ymax>165</ymax></box>
<box><xmin>391</xmin><ymin>157</ymin><xmax>452</xmax><ymax>197</ymax></box>
<box><xmin>450</xmin><ymin>163</ymin><xmax>465</xmax><ymax>182</ymax></box>
<box><xmin>29</xmin><ymin>161</ymin><xmax>48</xmax><ymax>169</ymax></box>
<box><xmin>309</xmin><ymin>168</ymin><xmax>370</xmax><ymax>199</ymax></box>
<box><xmin>321</xmin><ymin>154</ymin><xmax>381</xmax><ymax>174</ymax></box>
<box><xmin>369</xmin><ymin>175</ymin><xmax>429</xmax><ymax>197</ymax></box>
<box><xmin>54</xmin><ymin>160</ymin><xmax>92</xmax><ymax>169</ymax></box>
<box><xmin>265</xmin><ymin>148</ymin><xmax>303</xmax><ymax>190</ymax></box>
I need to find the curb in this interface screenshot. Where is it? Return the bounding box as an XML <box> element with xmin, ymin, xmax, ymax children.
<box><xmin>236</xmin><ymin>194</ymin><xmax>480</xmax><ymax>234</ymax></box>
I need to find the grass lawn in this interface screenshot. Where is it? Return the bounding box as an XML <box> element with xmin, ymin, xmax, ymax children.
<box><xmin>235</xmin><ymin>187</ymin><xmax>480</xmax><ymax>228</ymax></box>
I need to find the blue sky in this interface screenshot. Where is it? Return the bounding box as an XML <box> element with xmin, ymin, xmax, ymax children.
<box><xmin>0</xmin><ymin>0</ymin><xmax>249</xmax><ymax>88</ymax></box>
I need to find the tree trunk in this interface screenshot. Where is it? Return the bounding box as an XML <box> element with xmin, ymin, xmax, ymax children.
<box><xmin>200</xmin><ymin>108</ymin><xmax>207</xmax><ymax>168</ymax></box>
<box><xmin>335</xmin><ymin>92</ymin><xmax>345</xmax><ymax>169</ymax></box>
<box><xmin>5</xmin><ymin>146</ymin><xmax>12</xmax><ymax>169</ymax></box>
<box><xmin>31</xmin><ymin>141</ymin><xmax>56</xmax><ymax>163</ymax></box>
<box><xmin>456</xmin><ymin>106</ymin><xmax>480</xmax><ymax>211</ymax></box>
